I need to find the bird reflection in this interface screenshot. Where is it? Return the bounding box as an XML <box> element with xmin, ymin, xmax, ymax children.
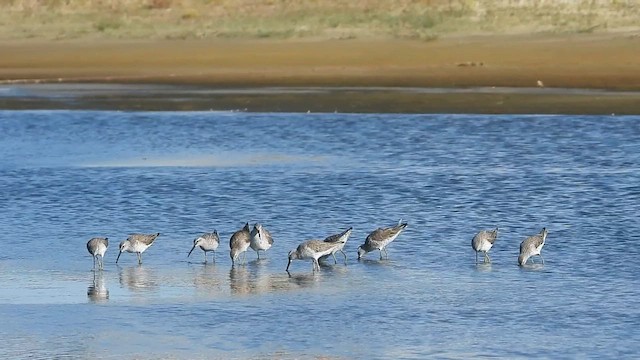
<box><xmin>357</xmin><ymin>258</ymin><xmax>392</xmax><ymax>266</ymax></box>
<box><xmin>118</xmin><ymin>265</ymin><xmax>157</xmax><ymax>291</ymax></box>
<box><xmin>229</xmin><ymin>266</ymin><xmax>252</xmax><ymax>295</ymax></box>
<box><xmin>193</xmin><ymin>263</ymin><xmax>221</xmax><ymax>293</ymax></box>
<box><xmin>285</xmin><ymin>271</ymin><xmax>321</xmax><ymax>289</ymax></box>
<box><xmin>228</xmin><ymin>261</ymin><xmax>321</xmax><ymax>295</ymax></box>
<box><xmin>519</xmin><ymin>263</ymin><xmax>545</xmax><ymax>271</ymax></box>
<box><xmin>87</xmin><ymin>271</ymin><xmax>109</xmax><ymax>303</ymax></box>
<box><xmin>474</xmin><ymin>262</ymin><xmax>493</xmax><ymax>272</ymax></box>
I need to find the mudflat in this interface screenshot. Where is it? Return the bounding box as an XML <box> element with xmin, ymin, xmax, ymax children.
<box><xmin>1</xmin><ymin>33</ymin><xmax>639</xmax><ymax>113</ymax></box>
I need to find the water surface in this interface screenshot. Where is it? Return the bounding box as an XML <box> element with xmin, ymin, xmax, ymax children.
<box><xmin>0</xmin><ymin>111</ymin><xmax>639</xmax><ymax>359</ymax></box>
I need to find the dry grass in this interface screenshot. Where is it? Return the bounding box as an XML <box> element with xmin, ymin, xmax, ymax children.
<box><xmin>0</xmin><ymin>0</ymin><xmax>638</xmax><ymax>40</ymax></box>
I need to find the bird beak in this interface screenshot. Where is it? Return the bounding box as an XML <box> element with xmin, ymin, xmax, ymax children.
<box><xmin>286</xmin><ymin>258</ymin><xmax>292</xmax><ymax>272</ymax></box>
<box><xmin>188</xmin><ymin>245</ymin><xmax>196</xmax><ymax>257</ymax></box>
<box><xmin>116</xmin><ymin>251</ymin><xmax>122</xmax><ymax>263</ymax></box>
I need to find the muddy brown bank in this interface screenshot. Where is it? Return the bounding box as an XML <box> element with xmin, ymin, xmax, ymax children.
<box><xmin>1</xmin><ymin>34</ymin><xmax>639</xmax><ymax>114</ymax></box>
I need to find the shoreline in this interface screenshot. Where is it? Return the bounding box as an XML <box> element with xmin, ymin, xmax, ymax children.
<box><xmin>2</xmin><ymin>83</ymin><xmax>638</xmax><ymax>114</ymax></box>
<box><xmin>1</xmin><ymin>34</ymin><xmax>640</xmax><ymax>114</ymax></box>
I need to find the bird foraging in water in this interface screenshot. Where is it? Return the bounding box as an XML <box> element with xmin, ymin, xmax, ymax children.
<box><xmin>518</xmin><ymin>228</ymin><xmax>548</xmax><ymax>266</ymax></box>
<box><xmin>472</xmin><ymin>227</ymin><xmax>499</xmax><ymax>264</ymax></box>
<box><xmin>188</xmin><ymin>231</ymin><xmax>220</xmax><ymax>263</ymax></box>
<box><xmin>357</xmin><ymin>221</ymin><xmax>408</xmax><ymax>260</ymax></box>
<box><xmin>287</xmin><ymin>239</ymin><xmax>345</xmax><ymax>272</ymax></box>
<box><xmin>321</xmin><ymin>227</ymin><xmax>352</xmax><ymax>264</ymax></box>
<box><xmin>116</xmin><ymin>233</ymin><xmax>160</xmax><ymax>265</ymax></box>
<box><xmin>87</xmin><ymin>237</ymin><xmax>108</xmax><ymax>270</ymax></box>
<box><xmin>250</xmin><ymin>223</ymin><xmax>274</xmax><ymax>259</ymax></box>
<box><xmin>229</xmin><ymin>223</ymin><xmax>251</xmax><ymax>265</ymax></box>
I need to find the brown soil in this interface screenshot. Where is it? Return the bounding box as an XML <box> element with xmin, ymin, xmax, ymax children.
<box><xmin>1</xmin><ymin>34</ymin><xmax>639</xmax><ymax>114</ymax></box>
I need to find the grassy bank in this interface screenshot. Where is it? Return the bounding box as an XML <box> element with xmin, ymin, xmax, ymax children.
<box><xmin>1</xmin><ymin>0</ymin><xmax>638</xmax><ymax>41</ymax></box>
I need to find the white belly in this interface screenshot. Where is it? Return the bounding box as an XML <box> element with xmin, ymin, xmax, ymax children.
<box><xmin>250</xmin><ymin>236</ymin><xmax>272</xmax><ymax>252</ymax></box>
<box><xmin>476</xmin><ymin>241</ymin><xmax>493</xmax><ymax>252</ymax></box>
<box><xmin>94</xmin><ymin>243</ymin><xmax>108</xmax><ymax>257</ymax></box>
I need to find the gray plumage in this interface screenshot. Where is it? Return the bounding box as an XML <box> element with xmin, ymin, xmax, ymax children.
<box><xmin>87</xmin><ymin>237</ymin><xmax>109</xmax><ymax>270</ymax></box>
<box><xmin>116</xmin><ymin>232</ymin><xmax>160</xmax><ymax>265</ymax></box>
<box><xmin>321</xmin><ymin>227</ymin><xmax>352</xmax><ymax>264</ymax></box>
<box><xmin>230</xmin><ymin>223</ymin><xmax>251</xmax><ymax>265</ymax></box>
<box><xmin>518</xmin><ymin>228</ymin><xmax>548</xmax><ymax>266</ymax></box>
<box><xmin>358</xmin><ymin>222</ymin><xmax>408</xmax><ymax>260</ymax></box>
<box><xmin>189</xmin><ymin>231</ymin><xmax>220</xmax><ymax>263</ymax></box>
<box><xmin>287</xmin><ymin>239</ymin><xmax>344</xmax><ymax>272</ymax></box>
<box><xmin>250</xmin><ymin>223</ymin><xmax>274</xmax><ymax>259</ymax></box>
<box><xmin>472</xmin><ymin>227</ymin><xmax>499</xmax><ymax>264</ymax></box>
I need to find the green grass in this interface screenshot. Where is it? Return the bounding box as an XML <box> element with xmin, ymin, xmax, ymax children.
<box><xmin>0</xmin><ymin>0</ymin><xmax>637</xmax><ymax>40</ymax></box>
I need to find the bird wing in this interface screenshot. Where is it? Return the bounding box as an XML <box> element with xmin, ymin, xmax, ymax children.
<box><xmin>474</xmin><ymin>230</ymin><xmax>498</xmax><ymax>244</ymax></box>
<box><xmin>307</xmin><ymin>240</ymin><xmax>337</xmax><ymax>253</ymax></box>
<box><xmin>531</xmin><ymin>234</ymin><xmax>544</xmax><ymax>248</ymax></box>
<box><xmin>324</xmin><ymin>232</ymin><xmax>341</xmax><ymax>243</ymax></box>
<box><xmin>368</xmin><ymin>223</ymin><xmax>406</xmax><ymax>243</ymax></box>
<box><xmin>230</xmin><ymin>229</ymin><xmax>250</xmax><ymax>247</ymax></box>
<box><xmin>129</xmin><ymin>233</ymin><xmax>159</xmax><ymax>246</ymax></box>
<box><xmin>265</xmin><ymin>229</ymin><xmax>274</xmax><ymax>245</ymax></box>
<box><xmin>521</xmin><ymin>234</ymin><xmax>543</xmax><ymax>252</ymax></box>
<box><xmin>324</xmin><ymin>227</ymin><xmax>352</xmax><ymax>243</ymax></box>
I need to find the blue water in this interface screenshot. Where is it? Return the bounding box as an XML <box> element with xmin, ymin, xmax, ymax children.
<box><xmin>0</xmin><ymin>110</ymin><xmax>639</xmax><ymax>359</ymax></box>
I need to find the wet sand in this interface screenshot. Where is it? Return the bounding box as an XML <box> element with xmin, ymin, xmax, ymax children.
<box><xmin>1</xmin><ymin>34</ymin><xmax>639</xmax><ymax>113</ymax></box>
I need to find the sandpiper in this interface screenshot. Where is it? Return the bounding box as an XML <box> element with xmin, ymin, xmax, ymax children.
<box><xmin>116</xmin><ymin>233</ymin><xmax>160</xmax><ymax>265</ymax></box>
<box><xmin>518</xmin><ymin>228</ymin><xmax>548</xmax><ymax>266</ymax></box>
<box><xmin>287</xmin><ymin>239</ymin><xmax>344</xmax><ymax>272</ymax></box>
<box><xmin>87</xmin><ymin>237</ymin><xmax>108</xmax><ymax>270</ymax></box>
<box><xmin>358</xmin><ymin>221</ymin><xmax>408</xmax><ymax>260</ymax></box>
<box><xmin>229</xmin><ymin>223</ymin><xmax>251</xmax><ymax>265</ymax></box>
<box><xmin>188</xmin><ymin>231</ymin><xmax>220</xmax><ymax>263</ymax></box>
<box><xmin>250</xmin><ymin>223</ymin><xmax>274</xmax><ymax>259</ymax></box>
<box><xmin>322</xmin><ymin>227</ymin><xmax>353</xmax><ymax>264</ymax></box>
<box><xmin>472</xmin><ymin>227</ymin><xmax>499</xmax><ymax>264</ymax></box>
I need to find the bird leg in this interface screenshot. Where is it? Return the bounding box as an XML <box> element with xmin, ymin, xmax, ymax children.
<box><xmin>340</xmin><ymin>250</ymin><xmax>347</xmax><ymax>264</ymax></box>
<box><xmin>92</xmin><ymin>256</ymin><xmax>96</xmax><ymax>269</ymax></box>
<box><xmin>484</xmin><ymin>252</ymin><xmax>491</xmax><ymax>263</ymax></box>
<box><xmin>331</xmin><ymin>253</ymin><xmax>338</xmax><ymax>264</ymax></box>
<box><xmin>475</xmin><ymin>252</ymin><xmax>479</xmax><ymax>264</ymax></box>
<box><xmin>203</xmin><ymin>251</ymin><xmax>207</xmax><ymax>264</ymax></box>
<box><xmin>137</xmin><ymin>252</ymin><xmax>142</xmax><ymax>265</ymax></box>
<box><xmin>539</xmin><ymin>254</ymin><xmax>545</xmax><ymax>264</ymax></box>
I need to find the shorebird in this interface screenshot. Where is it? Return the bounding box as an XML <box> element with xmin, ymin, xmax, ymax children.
<box><xmin>357</xmin><ymin>221</ymin><xmax>408</xmax><ymax>260</ymax></box>
<box><xmin>116</xmin><ymin>233</ymin><xmax>160</xmax><ymax>265</ymax></box>
<box><xmin>87</xmin><ymin>237</ymin><xmax>108</xmax><ymax>270</ymax></box>
<box><xmin>321</xmin><ymin>227</ymin><xmax>353</xmax><ymax>264</ymax></box>
<box><xmin>472</xmin><ymin>227</ymin><xmax>499</xmax><ymax>264</ymax></box>
<box><xmin>188</xmin><ymin>231</ymin><xmax>220</xmax><ymax>263</ymax></box>
<box><xmin>518</xmin><ymin>228</ymin><xmax>548</xmax><ymax>266</ymax></box>
<box><xmin>250</xmin><ymin>223</ymin><xmax>274</xmax><ymax>259</ymax></box>
<box><xmin>287</xmin><ymin>239</ymin><xmax>344</xmax><ymax>272</ymax></box>
<box><xmin>229</xmin><ymin>223</ymin><xmax>251</xmax><ymax>265</ymax></box>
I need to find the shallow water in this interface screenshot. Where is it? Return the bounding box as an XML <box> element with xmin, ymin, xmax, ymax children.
<box><xmin>0</xmin><ymin>111</ymin><xmax>639</xmax><ymax>359</ymax></box>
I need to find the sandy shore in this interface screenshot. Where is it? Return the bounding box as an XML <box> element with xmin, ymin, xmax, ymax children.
<box><xmin>1</xmin><ymin>34</ymin><xmax>639</xmax><ymax>113</ymax></box>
